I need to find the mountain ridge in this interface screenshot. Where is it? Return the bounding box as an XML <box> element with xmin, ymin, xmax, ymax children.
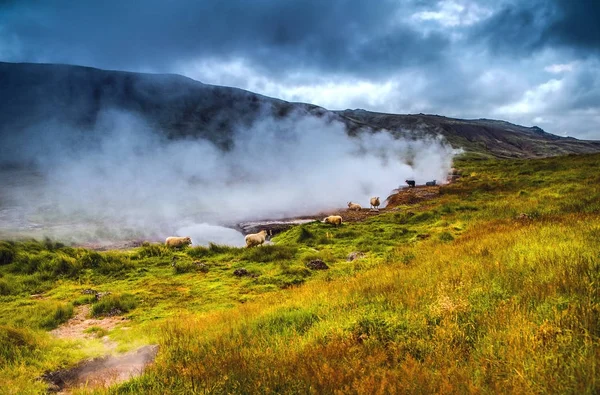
<box><xmin>1</xmin><ymin>61</ymin><xmax>599</xmax><ymax>159</ymax></box>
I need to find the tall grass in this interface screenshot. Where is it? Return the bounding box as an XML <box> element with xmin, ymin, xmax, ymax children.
<box><xmin>115</xmin><ymin>153</ymin><xmax>600</xmax><ymax>394</ymax></box>
<box><xmin>91</xmin><ymin>293</ymin><xmax>138</xmax><ymax>317</ymax></box>
<box><xmin>122</xmin><ymin>214</ymin><xmax>600</xmax><ymax>393</ymax></box>
<box><xmin>1</xmin><ymin>153</ymin><xmax>599</xmax><ymax>393</ymax></box>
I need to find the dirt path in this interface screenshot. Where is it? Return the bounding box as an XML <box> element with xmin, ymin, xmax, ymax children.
<box><xmin>50</xmin><ymin>305</ymin><xmax>126</xmax><ymax>343</ymax></box>
<box><xmin>46</xmin><ymin>305</ymin><xmax>157</xmax><ymax>393</ymax></box>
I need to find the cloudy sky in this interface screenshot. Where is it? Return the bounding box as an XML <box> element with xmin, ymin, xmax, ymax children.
<box><xmin>1</xmin><ymin>0</ymin><xmax>599</xmax><ymax>139</ymax></box>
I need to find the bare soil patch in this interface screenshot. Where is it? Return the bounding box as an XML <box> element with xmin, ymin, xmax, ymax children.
<box><xmin>46</xmin><ymin>305</ymin><xmax>157</xmax><ymax>393</ymax></box>
<box><xmin>50</xmin><ymin>305</ymin><xmax>127</xmax><ymax>341</ymax></box>
<box><xmin>385</xmin><ymin>186</ymin><xmax>441</xmax><ymax>207</ymax></box>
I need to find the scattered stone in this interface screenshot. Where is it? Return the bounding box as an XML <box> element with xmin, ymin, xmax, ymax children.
<box><xmin>517</xmin><ymin>213</ymin><xmax>531</xmax><ymax>220</ymax></box>
<box><xmin>234</xmin><ymin>268</ymin><xmax>254</xmax><ymax>277</ymax></box>
<box><xmin>194</xmin><ymin>261</ymin><xmax>209</xmax><ymax>273</ymax></box>
<box><xmin>306</xmin><ymin>259</ymin><xmax>329</xmax><ymax>270</ymax></box>
<box><xmin>81</xmin><ymin>289</ymin><xmax>98</xmax><ymax>295</ymax></box>
<box><xmin>95</xmin><ymin>292</ymin><xmax>111</xmax><ymax>301</ymax></box>
<box><xmin>41</xmin><ymin>370</ymin><xmax>65</xmax><ymax>393</ymax></box>
<box><xmin>347</xmin><ymin>252</ymin><xmax>365</xmax><ymax>262</ymax></box>
<box><xmin>107</xmin><ymin>308</ymin><xmax>123</xmax><ymax>317</ymax></box>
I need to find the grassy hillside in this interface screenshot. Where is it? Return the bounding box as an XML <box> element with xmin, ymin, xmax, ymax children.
<box><xmin>0</xmin><ymin>153</ymin><xmax>599</xmax><ymax>393</ymax></box>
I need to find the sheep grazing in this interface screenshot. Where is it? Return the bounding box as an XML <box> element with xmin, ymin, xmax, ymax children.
<box><xmin>322</xmin><ymin>215</ymin><xmax>343</xmax><ymax>226</ymax></box>
<box><xmin>165</xmin><ymin>236</ymin><xmax>192</xmax><ymax>248</ymax></box>
<box><xmin>245</xmin><ymin>230</ymin><xmax>268</xmax><ymax>248</ymax></box>
<box><xmin>425</xmin><ymin>180</ymin><xmax>437</xmax><ymax>186</ymax></box>
<box><xmin>347</xmin><ymin>202</ymin><xmax>362</xmax><ymax>211</ymax></box>
<box><xmin>405</xmin><ymin>180</ymin><xmax>416</xmax><ymax>188</ymax></box>
<box><xmin>370</xmin><ymin>197</ymin><xmax>380</xmax><ymax>210</ymax></box>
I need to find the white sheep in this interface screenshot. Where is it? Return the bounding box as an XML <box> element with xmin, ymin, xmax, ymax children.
<box><xmin>347</xmin><ymin>202</ymin><xmax>362</xmax><ymax>211</ymax></box>
<box><xmin>165</xmin><ymin>236</ymin><xmax>192</xmax><ymax>248</ymax></box>
<box><xmin>370</xmin><ymin>197</ymin><xmax>380</xmax><ymax>210</ymax></box>
<box><xmin>245</xmin><ymin>230</ymin><xmax>268</xmax><ymax>248</ymax></box>
<box><xmin>322</xmin><ymin>215</ymin><xmax>343</xmax><ymax>226</ymax></box>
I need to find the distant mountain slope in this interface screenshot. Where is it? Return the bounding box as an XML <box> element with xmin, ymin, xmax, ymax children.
<box><xmin>336</xmin><ymin>110</ymin><xmax>600</xmax><ymax>158</ymax></box>
<box><xmin>1</xmin><ymin>61</ymin><xmax>599</xmax><ymax>160</ymax></box>
<box><xmin>0</xmin><ymin>61</ymin><xmax>330</xmax><ymax>153</ymax></box>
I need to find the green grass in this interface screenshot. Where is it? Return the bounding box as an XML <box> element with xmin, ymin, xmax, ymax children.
<box><xmin>83</xmin><ymin>326</ymin><xmax>109</xmax><ymax>338</ymax></box>
<box><xmin>91</xmin><ymin>293</ymin><xmax>138</xmax><ymax>317</ymax></box>
<box><xmin>1</xmin><ymin>153</ymin><xmax>599</xmax><ymax>393</ymax></box>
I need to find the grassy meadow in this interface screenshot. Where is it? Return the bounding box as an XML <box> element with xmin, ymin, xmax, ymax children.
<box><xmin>0</xmin><ymin>153</ymin><xmax>599</xmax><ymax>394</ymax></box>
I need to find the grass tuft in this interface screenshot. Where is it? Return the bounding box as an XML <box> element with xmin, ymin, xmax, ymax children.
<box><xmin>91</xmin><ymin>293</ymin><xmax>137</xmax><ymax>317</ymax></box>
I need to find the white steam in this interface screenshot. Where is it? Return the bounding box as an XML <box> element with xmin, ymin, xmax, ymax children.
<box><xmin>2</xmin><ymin>110</ymin><xmax>457</xmax><ymax>244</ymax></box>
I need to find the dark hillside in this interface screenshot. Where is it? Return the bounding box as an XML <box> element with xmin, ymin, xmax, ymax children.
<box><xmin>1</xmin><ymin>61</ymin><xmax>599</xmax><ymax>160</ymax></box>
<box><xmin>0</xmin><ymin>62</ymin><xmax>330</xmax><ymax>153</ymax></box>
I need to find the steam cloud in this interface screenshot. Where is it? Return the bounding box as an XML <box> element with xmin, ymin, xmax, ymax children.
<box><xmin>0</xmin><ymin>110</ymin><xmax>457</xmax><ymax>245</ymax></box>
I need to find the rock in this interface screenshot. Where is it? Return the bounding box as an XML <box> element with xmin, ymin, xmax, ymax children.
<box><xmin>95</xmin><ymin>292</ymin><xmax>111</xmax><ymax>301</ymax></box>
<box><xmin>347</xmin><ymin>252</ymin><xmax>365</xmax><ymax>262</ymax></box>
<box><xmin>306</xmin><ymin>259</ymin><xmax>329</xmax><ymax>270</ymax></box>
<box><xmin>107</xmin><ymin>308</ymin><xmax>123</xmax><ymax>316</ymax></box>
<box><xmin>194</xmin><ymin>261</ymin><xmax>209</xmax><ymax>273</ymax></box>
<box><xmin>517</xmin><ymin>213</ymin><xmax>531</xmax><ymax>220</ymax></box>
<box><xmin>81</xmin><ymin>289</ymin><xmax>98</xmax><ymax>295</ymax></box>
<box><xmin>234</xmin><ymin>268</ymin><xmax>256</xmax><ymax>277</ymax></box>
<box><xmin>41</xmin><ymin>370</ymin><xmax>67</xmax><ymax>392</ymax></box>
<box><xmin>237</xmin><ymin>219</ymin><xmax>316</xmax><ymax>236</ymax></box>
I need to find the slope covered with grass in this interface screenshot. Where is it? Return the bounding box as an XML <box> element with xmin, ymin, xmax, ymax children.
<box><xmin>0</xmin><ymin>153</ymin><xmax>599</xmax><ymax>393</ymax></box>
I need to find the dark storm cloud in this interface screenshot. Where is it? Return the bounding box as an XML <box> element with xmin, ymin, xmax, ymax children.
<box><xmin>1</xmin><ymin>0</ymin><xmax>600</xmax><ymax>139</ymax></box>
<box><xmin>473</xmin><ymin>0</ymin><xmax>600</xmax><ymax>54</ymax></box>
<box><xmin>544</xmin><ymin>0</ymin><xmax>600</xmax><ymax>51</ymax></box>
<box><xmin>561</xmin><ymin>62</ymin><xmax>600</xmax><ymax>111</ymax></box>
<box><xmin>0</xmin><ymin>0</ymin><xmax>447</xmax><ymax>77</ymax></box>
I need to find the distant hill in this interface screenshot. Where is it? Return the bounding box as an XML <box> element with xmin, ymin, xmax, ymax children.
<box><xmin>336</xmin><ymin>110</ymin><xmax>600</xmax><ymax>158</ymax></box>
<box><xmin>1</xmin><ymin>61</ymin><xmax>599</xmax><ymax>160</ymax></box>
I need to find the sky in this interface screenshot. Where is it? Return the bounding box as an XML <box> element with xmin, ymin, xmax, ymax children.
<box><xmin>1</xmin><ymin>0</ymin><xmax>599</xmax><ymax>139</ymax></box>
